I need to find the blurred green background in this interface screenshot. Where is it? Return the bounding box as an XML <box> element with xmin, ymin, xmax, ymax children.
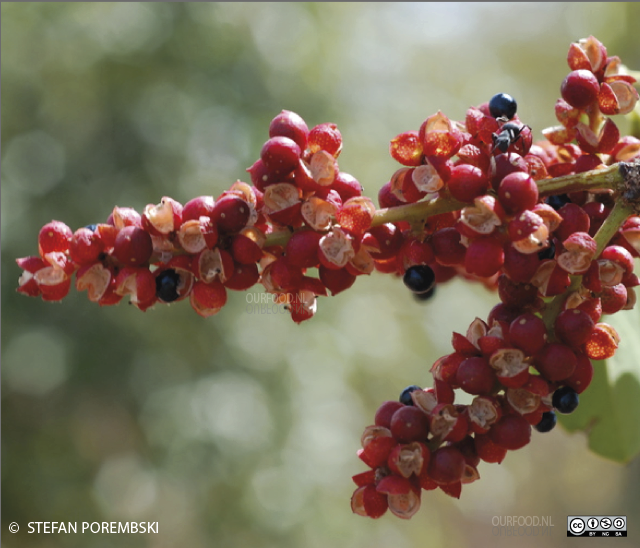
<box><xmin>2</xmin><ymin>3</ymin><xmax>640</xmax><ymax>548</ymax></box>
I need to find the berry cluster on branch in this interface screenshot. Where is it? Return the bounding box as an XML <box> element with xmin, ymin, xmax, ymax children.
<box><xmin>14</xmin><ymin>35</ymin><xmax>640</xmax><ymax>520</ymax></box>
<box><xmin>351</xmin><ymin>36</ymin><xmax>640</xmax><ymax>520</ymax></box>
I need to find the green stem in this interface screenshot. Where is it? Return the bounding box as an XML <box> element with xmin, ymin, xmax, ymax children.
<box><xmin>541</xmin><ymin>194</ymin><xmax>637</xmax><ymax>332</ymax></box>
<box><xmin>371</xmin><ymin>195</ymin><xmax>467</xmax><ymax>228</ymax></box>
<box><xmin>592</xmin><ymin>198</ymin><xmax>636</xmax><ymax>257</ymax></box>
<box><xmin>264</xmin><ymin>162</ymin><xmax>635</xmax><ymax>248</ymax></box>
<box><xmin>536</xmin><ymin>163</ymin><xmax>623</xmax><ymax>197</ymax></box>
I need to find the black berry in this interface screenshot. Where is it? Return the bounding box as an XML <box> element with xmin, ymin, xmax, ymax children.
<box><xmin>538</xmin><ymin>239</ymin><xmax>556</xmax><ymax>261</ymax></box>
<box><xmin>413</xmin><ymin>286</ymin><xmax>436</xmax><ymax>302</ymax></box>
<box><xmin>155</xmin><ymin>269</ymin><xmax>181</xmax><ymax>303</ymax></box>
<box><xmin>399</xmin><ymin>385</ymin><xmax>422</xmax><ymax>406</ymax></box>
<box><xmin>488</xmin><ymin>93</ymin><xmax>518</xmax><ymax>120</ymax></box>
<box><xmin>534</xmin><ymin>411</ymin><xmax>557</xmax><ymax>433</ymax></box>
<box><xmin>545</xmin><ymin>194</ymin><xmax>571</xmax><ymax>210</ymax></box>
<box><xmin>403</xmin><ymin>265</ymin><xmax>436</xmax><ymax>294</ymax></box>
<box><xmin>552</xmin><ymin>386</ymin><xmax>579</xmax><ymax>414</ymax></box>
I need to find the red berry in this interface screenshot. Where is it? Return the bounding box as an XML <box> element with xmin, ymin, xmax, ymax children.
<box><xmin>497</xmin><ymin>275</ymin><xmax>538</xmax><ymax>307</ymax></box>
<box><xmin>490</xmin><ymin>153</ymin><xmax>528</xmax><ymax>191</ymax></box>
<box><xmin>366</xmin><ymin>224</ymin><xmax>404</xmax><ymax>260</ymax></box>
<box><xmin>390</xmin><ymin>131</ymin><xmax>423</xmax><ymax>166</ymax></box>
<box><xmin>285</xmin><ymin>230</ymin><xmax>322</xmax><ymax>269</ymax></box>
<box><xmin>69</xmin><ymin>227</ymin><xmax>105</xmax><ymax>265</ymax></box>
<box><xmin>498</xmin><ymin>171</ymin><xmax>539</xmax><ymax>213</ymax></box>
<box><xmin>584</xmin><ymin>323</ymin><xmax>619</xmax><ymax>360</ymax></box>
<box><xmin>38</xmin><ymin>221</ymin><xmax>73</xmax><ymax>256</ymax></box>
<box><xmin>474</xmin><ymin>433</ymin><xmax>507</xmax><ymax>463</ymax></box>
<box><xmin>556</xmin><ymin>203</ymin><xmax>590</xmax><ymax>242</ymax></box>
<box><xmin>223</xmin><ymin>262</ymin><xmax>260</xmax><ymax>291</ymax></box>
<box><xmin>114</xmin><ymin>267</ymin><xmax>156</xmax><ymax>311</ymax></box>
<box><xmin>564</xmin><ymin>352</ymin><xmax>594</xmax><ymax>394</ymax></box>
<box><xmin>331</xmin><ymin>172</ymin><xmax>362</xmax><ymax>202</ymax></box>
<box><xmin>374</xmin><ymin>401</ymin><xmax>405</xmax><ymax>429</ymax></box>
<box><xmin>390</xmin><ymin>406</ymin><xmax>429</xmax><ymax>443</ymax></box>
<box><xmin>555</xmin><ymin>308</ymin><xmax>594</xmax><ymax>348</ymax></box>
<box><xmin>190</xmin><ymin>280</ymin><xmax>227</xmax><ymax>317</ymax></box>
<box><xmin>351</xmin><ymin>484</ymin><xmax>388</xmax><ymax>519</ymax></box>
<box><xmin>112</xmin><ymin>226</ymin><xmax>153</xmax><ymax>267</ymax></box>
<box><xmin>456</xmin><ymin>356</ymin><xmax>496</xmax><ymax>396</ymax></box>
<box><xmin>432</xmin><ymin>227</ymin><xmax>466</xmax><ymax>266</ymax></box>
<box><xmin>509</xmin><ymin>313</ymin><xmax>547</xmax><ymax>355</ymax></box>
<box><xmin>268</xmin><ymin>110</ymin><xmax>309</xmax><ymax>151</ymax></box>
<box><xmin>182</xmin><ymin>196</ymin><xmax>216</xmax><ymax>222</ymax></box>
<box><xmin>600</xmin><ymin>283</ymin><xmax>628</xmax><ymax>314</ymax></box>
<box><xmin>308</xmin><ymin>123</ymin><xmax>342</xmax><ymax>157</ymax></box>
<box><xmin>378</xmin><ymin>181</ymin><xmax>405</xmax><ymax>208</ymax></box>
<box><xmin>142</xmin><ymin>197</ymin><xmax>183</xmax><ymax>235</ymax></box>
<box><xmin>561</xmin><ymin>69</ymin><xmax>599</xmax><ymax>109</ymax></box>
<box><xmin>489</xmin><ymin>414</ymin><xmax>531</xmax><ymax>450</ymax></box>
<box><xmin>503</xmin><ymin>245</ymin><xmax>540</xmax><ymax>283</ymax></box>
<box><xmin>318</xmin><ymin>265</ymin><xmax>356</xmax><ymax>296</ymax></box>
<box><xmin>260</xmin><ymin>136</ymin><xmax>301</xmax><ymax>174</ymax></box>
<box><xmin>427</xmin><ymin>446</ymin><xmax>465</xmax><ymax>485</ymax></box>
<box><xmin>387</xmin><ymin>442</ymin><xmax>430</xmax><ymax>478</ymax></box>
<box><xmin>109</xmin><ymin>206</ymin><xmax>142</xmax><ymax>229</ymax></box>
<box><xmin>212</xmin><ymin>195</ymin><xmax>251</xmax><ymax>234</ymax></box>
<box><xmin>246</xmin><ymin>159</ymin><xmax>285</xmax><ymax>192</ymax></box>
<box><xmin>447</xmin><ymin>164</ymin><xmax>488</xmax><ymax>202</ymax></box>
<box><xmin>535</xmin><ymin>343</ymin><xmax>577</xmax><ymax>382</ymax></box>
<box><xmin>230</xmin><ymin>229</ymin><xmax>264</xmax><ymax>265</ymax></box>
<box><xmin>464</xmin><ymin>236</ymin><xmax>504</xmax><ymax>278</ymax></box>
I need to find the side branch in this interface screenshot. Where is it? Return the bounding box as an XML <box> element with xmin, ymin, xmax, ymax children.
<box><xmin>264</xmin><ymin>162</ymin><xmax>640</xmax><ymax>248</ymax></box>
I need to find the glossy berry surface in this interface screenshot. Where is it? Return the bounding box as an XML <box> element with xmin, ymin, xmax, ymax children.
<box><xmin>488</xmin><ymin>93</ymin><xmax>517</xmax><ymax>120</ymax></box>
<box><xmin>403</xmin><ymin>265</ymin><xmax>436</xmax><ymax>294</ymax></box>
<box><xmin>413</xmin><ymin>287</ymin><xmax>436</xmax><ymax>302</ymax></box>
<box><xmin>399</xmin><ymin>385</ymin><xmax>421</xmax><ymax>406</ymax></box>
<box><xmin>561</xmin><ymin>69</ymin><xmax>599</xmax><ymax>109</ymax></box>
<box><xmin>155</xmin><ymin>269</ymin><xmax>181</xmax><ymax>303</ymax></box>
<box><xmin>534</xmin><ymin>411</ymin><xmax>557</xmax><ymax>433</ymax></box>
<box><xmin>545</xmin><ymin>194</ymin><xmax>571</xmax><ymax>210</ymax></box>
<box><xmin>552</xmin><ymin>386</ymin><xmax>580</xmax><ymax>414</ymax></box>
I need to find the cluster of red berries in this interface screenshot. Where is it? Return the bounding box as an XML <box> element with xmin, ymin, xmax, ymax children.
<box><xmin>351</xmin><ymin>36</ymin><xmax>640</xmax><ymax>519</ymax></box>
<box><xmin>17</xmin><ymin>111</ymin><xmax>389</xmax><ymax>322</ymax></box>
<box><xmin>14</xmin><ymin>35</ymin><xmax>640</xmax><ymax>521</ymax></box>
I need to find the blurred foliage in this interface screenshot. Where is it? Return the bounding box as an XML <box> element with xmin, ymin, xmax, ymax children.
<box><xmin>559</xmin><ymin>307</ymin><xmax>640</xmax><ymax>463</ymax></box>
<box><xmin>2</xmin><ymin>3</ymin><xmax>640</xmax><ymax>548</ymax></box>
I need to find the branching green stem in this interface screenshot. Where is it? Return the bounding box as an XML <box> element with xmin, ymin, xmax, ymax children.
<box><xmin>264</xmin><ymin>162</ymin><xmax>636</xmax><ymax>248</ymax></box>
<box><xmin>541</xmin><ymin>161</ymin><xmax>640</xmax><ymax>331</ymax></box>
